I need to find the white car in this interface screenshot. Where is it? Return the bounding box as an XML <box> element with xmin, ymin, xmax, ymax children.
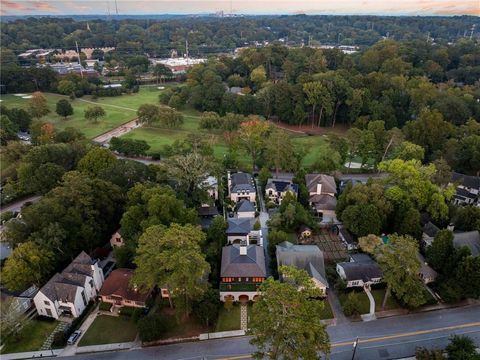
<box><xmin>67</xmin><ymin>330</ymin><xmax>82</xmax><ymax>345</ymax></box>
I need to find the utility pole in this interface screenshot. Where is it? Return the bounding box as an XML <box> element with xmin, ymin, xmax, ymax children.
<box><xmin>75</xmin><ymin>41</ymin><xmax>84</xmax><ymax>78</ymax></box>
<box><xmin>470</xmin><ymin>24</ymin><xmax>476</xmax><ymax>40</ymax></box>
<box><xmin>351</xmin><ymin>337</ymin><xmax>359</xmax><ymax>360</ymax></box>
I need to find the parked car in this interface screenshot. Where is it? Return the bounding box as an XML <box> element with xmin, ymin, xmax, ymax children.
<box><xmin>67</xmin><ymin>330</ymin><xmax>82</xmax><ymax>345</ymax></box>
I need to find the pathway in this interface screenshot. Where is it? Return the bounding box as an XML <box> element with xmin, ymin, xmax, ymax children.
<box><xmin>0</xmin><ymin>195</ymin><xmax>42</xmax><ymax>215</ymax></box>
<box><xmin>240</xmin><ymin>304</ymin><xmax>248</xmax><ymax>331</ymax></box>
<box><xmin>361</xmin><ymin>286</ymin><xmax>377</xmax><ymax>322</ymax></box>
<box><xmin>92</xmin><ymin>118</ymin><xmax>141</xmax><ymax>143</ymax></box>
<box><xmin>328</xmin><ymin>290</ymin><xmax>349</xmax><ymax>325</ymax></box>
<box><xmin>255</xmin><ymin>178</ymin><xmax>271</xmax><ymax>277</ymax></box>
<box><xmin>40</xmin><ymin>321</ymin><xmax>70</xmax><ymax>350</ymax></box>
<box><xmin>59</xmin><ymin>304</ymin><xmax>99</xmax><ymax>357</ymax></box>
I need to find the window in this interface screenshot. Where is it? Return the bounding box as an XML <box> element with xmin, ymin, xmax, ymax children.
<box><xmin>81</xmin><ymin>290</ymin><xmax>87</xmax><ymax>306</ymax></box>
<box><xmin>245</xmin><ymin>278</ymin><xmax>249</xmax><ymax>282</ymax></box>
<box><xmin>238</xmin><ymin>277</ymin><xmax>242</xmax><ymax>282</ymax></box>
<box><xmin>116</xmin><ymin>237</ymin><xmax>121</xmax><ymax>242</ymax></box>
<box><xmin>45</xmin><ymin>308</ymin><xmax>52</xmax><ymax>317</ymax></box>
<box><xmin>44</xmin><ymin>300</ymin><xmax>50</xmax><ymax>305</ymax></box>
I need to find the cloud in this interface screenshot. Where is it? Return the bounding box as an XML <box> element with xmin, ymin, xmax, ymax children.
<box><xmin>1</xmin><ymin>0</ymin><xmax>32</xmax><ymax>12</ymax></box>
<box><xmin>29</xmin><ymin>1</ymin><xmax>58</xmax><ymax>12</ymax></box>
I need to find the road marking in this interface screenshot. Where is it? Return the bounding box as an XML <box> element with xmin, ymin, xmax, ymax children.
<box><xmin>216</xmin><ymin>322</ymin><xmax>480</xmax><ymax>360</ymax></box>
<box><xmin>331</xmin><ymin>322</ymin><xmax>480</xmax><ymax>348</ymax></box>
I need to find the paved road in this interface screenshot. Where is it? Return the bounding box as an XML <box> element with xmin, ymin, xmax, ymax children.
<box><xmin>93</xmin><ymin>119</ymin><xmax>141</xmax><ymax>143</ymax></box>
<box><xmin>56</xmin><ymin>298</ymin><xmax>480</xmax><ymax>360</ymax></box>
<box><xmin>0</xmin><ymin>195</ymin><xmax>42</xmax><ymax>215</ymax></box>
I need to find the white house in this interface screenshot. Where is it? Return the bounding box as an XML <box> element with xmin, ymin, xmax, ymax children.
<box><xmin>336</xmin><ymin>254</ymin><xmax>382</xmax><ymax>288</ymax></box>
<box><xmin>34</xmin><ymin>252</ymin><xmax>104</xmax><ymax>319</ymax></box>
<box><xmin>228</xmin><ymin>172</ymin><xmax>256</xmax><ymax>203</ymax></box>
<box><xmin>450</xmin><ymin>172</ymin><xmax>480</xmax><ymax>207</ymax></box>
<box><xmin>204</xmin><ymin>176</ymin><xmax>219</xmax><ymax>202</ymax></box>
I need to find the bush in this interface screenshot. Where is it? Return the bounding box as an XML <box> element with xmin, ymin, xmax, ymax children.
<box><xmin>138</xmin><ymin>314</ymin><xmax>168</xmax><ymax>342</ymax></box>
<box><xmin>343</xmin><ymin>292</ymin><xmax>362</xmax><ymax>316</ymax></box>
<box><xmin>99</xmin><ymin>302</ymin><xmax>112</xmax><ymax>311</ymax></box>
<box><xmin>0</xmin><ymin>211</ymin><xmax>15</xmax><ymax>223</ymax></box>
<box><xmin>52</xmin><ymin>331</ymin><xmax>68</xmax><ymax>348</ymax></box>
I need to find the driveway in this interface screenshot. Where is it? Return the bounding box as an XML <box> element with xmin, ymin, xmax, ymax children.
<box><xmin>59</xmin><ymin>305</ymin><xmax>99</xmax><ymax>357</ymax></box>
<box><xmin>0</xmin><ymin>195</ymin><xmax>42</xmax><ymax>215</ymax></box>
<box><xmin>255</xmin><ymin>179</ymin><xmax>271</xmax><ymax>277</ymax></box>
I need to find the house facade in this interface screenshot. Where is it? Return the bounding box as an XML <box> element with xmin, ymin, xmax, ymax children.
<box><xmin>450</xmin><ymin>172</ymin><xmax>480</xmax><ymax>207</ymax></box>
<box><xmin>417</xmin><ymin>253</ymin><xmax>437</xmax><ymax>284</ymax></box>
<box><xmin>228</xmin><ymin>172</ymin><xmax>256</xmax><ymax>203</ymax></box>
<box><xmin>265</xmin><ymin>178</ymin><xmax>298</xmax><ymax>205</ymax></box>
<box><xmin>276</xmin><ymin>241</ymin><xmax>329</xmax><ymax>295</ymax></box>
<box><xmin>34</xmin><ymin>252</ymin><xmax>104</xmax><ymax>319</ymax></box>
<box><xmin>336</xmin><ymin>254</ymin><xmax>382</xmax><ymax>288</ymax></box>
<box><xmin>305</xmin><ymin>173</ymin><xmax>338</xmax><ymax>223</ymax></box>
<box><xmin>235</xmin><ymin>199</ymin><xmax>256</xmax><ymax>218</ymax></box>
<box><xmin>220</xmin><ymin>244</ymin><xmax>266</xmax><ymax>302</ymax></box>
<box><xmin>99</xmin><ymin>268</ymin><xmax>151</xmax><ymax>309</ymax></box>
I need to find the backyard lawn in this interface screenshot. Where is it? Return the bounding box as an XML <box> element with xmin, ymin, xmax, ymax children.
<box><xmin>78</xmin><ymin>315</ymin><xmax>138</xmax><ymax>346</ymax></box>
<box><xmin>371</xmin><ymin>288</ymin><xmax>401</xmax><ymax>312</ymax></box>
<box><xmin>0</xmin><ymin>319</ymin><xmax>58</xmax><ymax>354</ymax></box>
<box><xmin>215</xmin><ymin>304</ymin><xmax>241</xmax><ymax>332</ymax></box>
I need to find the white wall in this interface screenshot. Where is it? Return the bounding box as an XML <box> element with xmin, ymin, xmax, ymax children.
<box><xmin>237</xmin><ymin>211</ymin><xmax>255</xmax><ymax>219</ymax></box>
<box><xmin>230</xmin><ymin>192</ymin><xmax>256</xmax><ymax>203</ymax></box>
<box><xmin>220</xmin><ymin>291</ymin><xmax>259</xmax><ymax>302</ymax></box>
<box><xmin>34</xmin><ymin>291</ymin><xmax>59</xmax><ymax>319</ymax></box>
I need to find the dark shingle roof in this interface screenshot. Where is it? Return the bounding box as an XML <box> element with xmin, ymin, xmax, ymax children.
<box><xmin>310</xmin><ymin>194</ymin><xmax>337</xmax><ymax>210</ymax></box>
<box><xmin>350</xmin><ymin>253</ymin><xmax>375</xmax><ymax>263</ymax></box>
<box><xmin>231</xmin><ymin>172</ymin><xmax>255</xmax><ymax>192</ymax></box>
<box><xmin>227</xmin><ymin>218</ymin><xmax>252</xmax><ymax>235</ymax></box>
<box><xmin>197</xmin><ymin>206</ymin><xmax>219</xmax><ymax>217</ymax></box>
<box><xmin>451</xmin><ymin>172</ymin><xmax>480</xmax><ymax>189</ymax></box>
<box><xmin>338</xmin><ymin>262</ymin><xmax>383</xmax><ymax>282</ymax></box>
<box><xmin>221</xmin><ymin>245</ymin><xmax>266</xmax><ymax>277</ymax></box>
<box><xmin>276</xmin><ymin>242</ymin><xmax>328</xmax><ymax>287</ymax></box>
<box><xmin>236</xmin><ymin>199</ymin><xmax>256</xmax><ymax>213</ymax></box>
<box><xmin>453</xmin><ymin>231</ymin><xmax>480</xmax><ymax>257</ymax></box>
<box><xmin>423</xmin><ymin>222</ymin><xmax>440</xmax><ymax>238</ymax></box>
<box><xmin>339</xmin><ymin>227</ymin><xmax>356</xmax><ymax>245</ymax></box>
<box><xmin>266</xmin><ymin>179</ymin><xmax>299</xmax><ymax>194</ymax></box>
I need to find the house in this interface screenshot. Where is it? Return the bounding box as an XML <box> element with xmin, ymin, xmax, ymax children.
<box><xmin>417</xmin><ymin>253</ymin><xmax>437</xmax><ymax>284</ymax></box>
<box><xmin>204</xmin><ymin>176</ymin><xmax>219</xmax><ymax>202</ymax></box>
<box><xmin>450</xmin><ymin>172</ymin><xmax>480</xmax><ymax>206</ymax></box>
<box><xmin>227</xmin><ymin>218</ymin><xmax>263</xmax><ymax>246</ymax></box>
<box><xmin>299</xmin><ymin>225</ymin><xmax>312</xmax><ymax>239</ymax></box>
<box><xmin>339</xmin><ymin>227</ymin><xmax>358</xmax><ymax>251</ymax></box>
<box><xmin>265</xmin><ymin>178</ymin><xmax>298</xmax><ymax>205</ymax></box>
<box><xmin>305</xmin><ymin>173</ymin><xmax>338</xmax><ymax>223</ymax></box>
<box><xmin>336</xmin><ymin>254</ymin><xmax>383</xmax><ymax>288</ymax></box>
<box><xmin>235</xmin><ymin>199</ymin><xmax>256</xmax><ymax>218</ymax></box>
<box><xmin>0</xmin><ymin>285</ymin><xmax>39</xmax><ymax>338</ymax></box>
<box><xmin>276</xmin><ymin>242</ymin><xmax>329</xmax><ymax>295</ymax></box>
<box><xmin>197</xmin><ymin>206</ymin><xmax>220</xmax><ymax>230</ymax></box>
<box><xmin>219</xmin><ymin>243</ymin><xmax>266</xmax><ymax>302</ymax></box>
<box><xmin>228</xmin><ymin>172</ymin><xmax>256</xmax><ymax>203</ymax></box>
<box><xmin>422</xmin><ymin>222</ymin><xmax>440</xmax><ymax>247</ymax></box>
<box><xmin>34</xmin><ymin>252</ymin><xmax>104</xmax><ymax>319</ymax></box>
<box><xmin>110</xmin><ymin>229</ymin><xmax>124</xmax><ymax>248</ymax></box>
<box><xmin>99</xmin><ymin>269</ymin><xmax>151</xmax><ymax>309</ymax></box>
<box><xmin>452</xmin><ymin>231</ymin><xmax>480</xmax><ymax>257</ymax></box>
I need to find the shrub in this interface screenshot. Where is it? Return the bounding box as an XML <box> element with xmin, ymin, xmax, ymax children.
<box><xmin>0</xmin><ymin>211</ymin><xmax>15</xmax><ymax>223</ymax></box>
<box><xmin>138</xmin><ymin>314</ymin><xmax>168</xmax><ymax>342</ymax></box>
<box><xmin>343</xmin><ymin>292</ymin><xmax>362</xmax><ymax>316</ymax></box>
<box><xmin>99</xmin><ymin>302</ymin><xmax>112</xmax><ymax>311</ymax></box>
<box><xmin>52</xmin><ymin>331</ymin><xmax>68</xmax><ymax>348</ymax></box>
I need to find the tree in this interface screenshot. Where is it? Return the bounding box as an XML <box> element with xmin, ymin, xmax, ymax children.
<box><xmin>265</xmin><ymin>129</ymin><xmax>303</xmax><ymax>175</ymax></box>
<box><xmin>303</xmin><ymin>81</ymin><xmax>332</xmax><ymax>127</ymax></box>
<box><xmin>394</xmin><ymin>141</ymin><xmax>425</xmax><ymax>161</ymax></box>
<box><xmin>1</xmin><ymin>242</ymin><xmax>54</xmax><ymax>291</ymax></box>
<box><xmin>163</xmin><ymin>151</ymin><xmax>215</xmax><ymax>207</ymax></box>
<box><xmin>445</xmin><ymin>335</ymin><xmax>478</xmax><ymax>360</ymax></box>
<box><xmin>250</xmin><ymin>65</ymin><xmax>267</xmax><ymax>89</ymax></box>
<box><xmin>192</xmin><ymin>288</ymin><xmax>220</xmax><ymax>327</ymax></box>
<box><xmin>238</xmin><ymin>117</ymin><xmax>271</xmax><ymax>172</ymax></box>
<box><xmin>137</xmin><ymin>104</ymin><xmax>160</xmax><ymax>124</ymax></box>
<box><xmin>342</xmin><ymin>204</ymin><xmax>382</xmax><ymax>237</ymax></box>
<box><xmin>153</xmin><ymin>64</ymin><xmax>173</xmax><ymax>83</ymax></box>
<box><xmin>426</xmin><ymin>230</ymin><xmax>456</xmax><ymax>272</ymax></box>
<box><xmin>453</xmin><ymin>206</ymin><xmax>480</xmax><ymax>232</ymax></box>
<box><xmin>109</xmin><ymin>137</ymin><xmax>150</xmax><ymax>156</ymax></box>
<box><xmin>55</xmin><ymin>127</ymin><xmax>85</xmax><ymax>143</ymax></box>
<box><xmin>0</xmin><ymin>115</ymin><xmax>18</xmax><ymax>145</ymax></box>
<box><xmin>376</xmin><ymin>234</ymin><xmax>426</xmax><ymax>309</ymax></box>
<box><xmin>342</xmin><ymin>291</ymin><xmax>363</xmax><ymax>316</ymax></box>
<box><xmin>157</xmin><ymin>106</ymin><xmax>184</xmax><ymax>128</ymax></box>
<box><xmin>28</xmin><ymin>92</ymin><xmax>49</xmax><ymax>119</ymax></box>
<box><xmin>55</xmin><ymin>99</ymin><xmax>74</xmax><ymax>119</ymax></box>
<box><xmin>78</xmin><ymin>147</ymin><xmax>117</xmax><ymax>178</ymax></box>
<box><xmin>133</xmin><ymin>224</ymin><xmax>210</xmax><ymax>317</ymax></box>
<box><xmin>84</xmin><ymin>105</ymin><xmax>106</xmax><ymax>123</ymax></box>
<box><xmin>249</xmin><ymin>266</ymin><xmax>330</xmax><ymax>359</ymax></box>
<box><xmin>57</xmin><ymin>80</ymin><xmax>76</xmax><ymax>96</ymax></box>
<box><xmin>358</xmin><ymin>234</ymin><xmax>383</xmax><ymax>255</ymax></box>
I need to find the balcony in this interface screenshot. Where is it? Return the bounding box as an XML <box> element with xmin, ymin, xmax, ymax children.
<box><xmin>219</xmin><ymin>283</ymin><xmax>258</xmax><ymax>292</ymax></box>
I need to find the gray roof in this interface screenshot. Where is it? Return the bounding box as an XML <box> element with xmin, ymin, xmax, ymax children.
<box><xmin>227</xmin><ymin>218</ymin><xmax>253</xmax><ymax>235</ymax></box>
<box><xmin>310</xmin><ymin>194</ymin><xmax>337</xmax><ymax>210</ymax></box>
<box><xmin>350</xmin><ymin>253</ymin><xmax>375</xmax><ymax>263</ymax></box>
<box><xmin>451</xmin><ymin>172</ymin><xmax>480</xmax><ymax>190</ymax></box>
<box><xmin>230</xmin><ymin>172</ymin><xmax>255</xmax><ymax>192</ymax></box>
<box><xmin>221</xmin><ymin>245</ymin><xmax>266</xmax><ymax>277</ymax></box>
<box><xmin>417</xmin><ymin>253</ymin><xmax>438</xmax><ymax>280</ymax></box>
<box><xmin>453</xmin><ymin>231</ymin><xmax>480</xmax><ymax>257</ymax></box>
<box><xmin>39</xmin><ymin>251</ymin><xmax>94</xmax><ymax>303</ymax></box>
<box><xmin>423</xmin><ymin>222</ymin><xmax>440</xmax><ymax>238</ymax></box>
<box><xmin>276</xmin><ymin>242</ymin><xmax>328</xmax><ymax>288</ymax></box>
<box><xmin>339</xmin><ymin>227</ymin><xmax>356</xmax><ymax>245</ymax></box>
<box><xmin>305</xmin><ymin>174</ymin><xmax>337</xmax><ymax>194</ymax></box>
<box><xmin>338</xmin><ymin>261</ymin><xmax>383</xmax><ymax>282</ymax></box>
<box><xmin>236</xmin><ymin>199</ymin><xmax>256</xmax><ymax>213</ymax></box>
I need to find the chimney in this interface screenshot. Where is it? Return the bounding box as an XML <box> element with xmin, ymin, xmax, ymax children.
<box><xmin>239</xmin><ymin>241</ymin><xmax>247</xmax><ymax>256</ymax></box>
<box><xmin>316</xmin><ymin>183</ymin><xmax>322</xmax><ymax>195</ymax></box>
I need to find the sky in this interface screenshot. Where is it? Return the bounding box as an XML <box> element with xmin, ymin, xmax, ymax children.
<box><xmin>1</xmin><ymin>0</ymin><xmax>479</xmax><ymax>16</ymax></box>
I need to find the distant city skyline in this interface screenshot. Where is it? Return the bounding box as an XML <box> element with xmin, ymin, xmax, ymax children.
<box><xmin>1</xmin><ymin>0</ymin><xmax>479</xmax><ymax>16</ymax></box>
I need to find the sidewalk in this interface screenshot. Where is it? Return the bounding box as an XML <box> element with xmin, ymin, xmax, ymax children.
<box><xmin>0</xmin><ymin>349</ymin><xmax>62</xmax><ymax>360</ymax></box>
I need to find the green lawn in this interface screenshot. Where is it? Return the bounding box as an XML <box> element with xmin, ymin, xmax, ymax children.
<box><xmin>78</xmin><ymin>315</ymin><xmax>138</xmax><ymax>346</ymax></box>
<box><xmin>0</xmin><ymin>319</ymin><xmax>58</xmax><ymax>354</ymax></box>
<box><xmin>371</xmin><ymin>288</ymin><xmax>401</xmax><ymax>312</ymax></box>
<box><xmin>215</xmin><ymin>305</ymin><xmax>241</xmax><ymax>332</ymax></box>
<box><xmin>319</xmin><ymin>299</ymin><xmax>334</xmax><ymax>320</ymax></box>
<box><xmin>291</xmin><ymin>135</ymin><xmax>330</xmax><ymax>167</ymax></box>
